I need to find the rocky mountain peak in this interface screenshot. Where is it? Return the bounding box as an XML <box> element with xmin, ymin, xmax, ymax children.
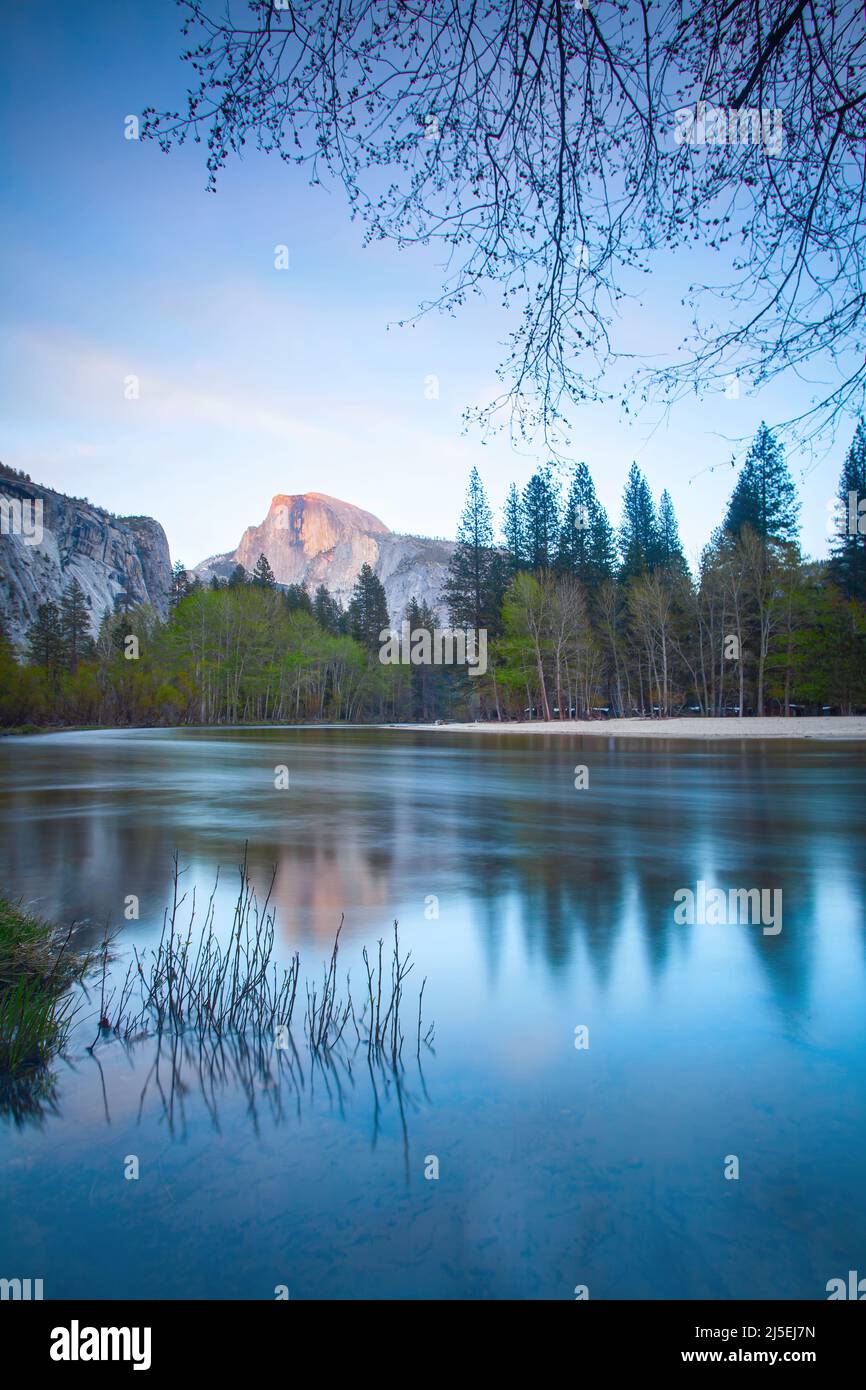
<box><xmin>196</xmin><ymin>491</ymin><xmax>454</xmax><ymax>624</ymax></box>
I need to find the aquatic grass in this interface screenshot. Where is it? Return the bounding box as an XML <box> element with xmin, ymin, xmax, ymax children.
<box><xmin>0</xmin><ymin>898</ymin><xmax>91</xmax><ymax>1072</ymax></box>
<box><xmin>1</xmin><ymin>856</ymin><xmax>435</xmax><ymax>1147</ymax></box>
<box><xmin>0</xmin><ymin>976</ymin><xmax>79</xmax><ymax>1071</ymax></box>
<box><xmin>102</xmin><ymin>851</ymin><xmax>434</xmax><ymax>1069</ymax></box>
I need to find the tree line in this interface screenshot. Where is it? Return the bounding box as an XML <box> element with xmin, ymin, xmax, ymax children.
<box><xmin>0</xmin><ymin>549</ymin><xmax>402</xmax><ymax>727</ymax></box>
<box><xmin>442</xmin><ymin>423</ymin><xmax>865</xmax><ymax>720</ymax></box>
<box><xmin>1</xmin><ymin>421</ymin><xmax>864</xmax><ymax>726</ymax></box>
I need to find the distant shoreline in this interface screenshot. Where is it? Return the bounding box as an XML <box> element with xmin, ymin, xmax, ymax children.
<box><xmin>397</xmin><ymin>716</ymin><xmax>866</xmax><ymax>741</ymax></box>
<box><xmin>3</xmin><ymin>716</ymin><xmax>866</xmax><ymax>741</ymax></box>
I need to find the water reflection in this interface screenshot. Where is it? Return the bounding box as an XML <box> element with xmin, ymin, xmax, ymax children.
<box><xmin>1</xmin><ymin>729</ymin><xmax>865</xmax><ymax>1298</ymax></box>
<box><xmin>2</xmin><ymin>728</ymin><xmax>866</xmax><ymax>998</ymax></box>
<box><xmin>89</xmin><ymin>1029</ymin><xmax>433</xmax><ymax>1159</ymax></box>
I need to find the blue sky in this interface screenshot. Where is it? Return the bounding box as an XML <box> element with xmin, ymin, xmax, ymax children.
<box><xmin>0</xmin><ymin>0</ymin><xmax>853</xmax><ymax>570</ymax></box>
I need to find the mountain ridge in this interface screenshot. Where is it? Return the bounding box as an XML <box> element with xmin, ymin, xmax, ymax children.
<box><xmin>0</xmin><ymin>472</ymin><xmax>455</xmax><ymax>645</ymax></box>
<box><xmin>0</xmin><ymin>463</ymin><xmax>172</xmax><ymax>648</ymax></box>
<box><xmin>193</xmin><ymin>490</ymin><xmax>454</xmax><ymax>623</ymax></box>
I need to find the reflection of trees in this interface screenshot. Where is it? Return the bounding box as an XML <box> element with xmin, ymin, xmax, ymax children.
<box><xmin>4</xmin><ymin>728</ymin><xmax>862</xmax><ymax>1015</ymax></box>
<box><xmin>457</xmin><ymin>735</ymin><xmax>696</xmax><ymax>981</ymax></box>
<box><xmin>455</xmin><ymin>736</ymin><xmax>860</xmax><ymax>1016</ymax></box>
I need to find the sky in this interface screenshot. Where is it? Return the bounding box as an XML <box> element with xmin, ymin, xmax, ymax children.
<box><xmin>0</xmin><ymin>0</ymin><xmax>855</xmax><ymax>572</ymax></box>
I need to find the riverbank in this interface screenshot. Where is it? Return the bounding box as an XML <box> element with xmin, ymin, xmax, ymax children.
<box><xmin>400</xmin><ymin>716</ymin><xmax>866</xmax><ymax>740</ymax></box>
<box><xmin>0</xmin><ymin>899</ymin><xmax>90</xmax><ymax>1071</ymax></box>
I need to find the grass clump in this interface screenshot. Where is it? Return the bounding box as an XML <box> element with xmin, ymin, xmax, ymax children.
<box><xmin>0</xmin><ymin>898</ymin><xmax>90</xmax><ymax>1071</ymax></box>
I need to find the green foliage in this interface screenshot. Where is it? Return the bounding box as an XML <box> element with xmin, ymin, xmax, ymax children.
<box><xmin>26</xmin><ymin>600</ymin><xmax>65</xmax><ymax>673</ymax></box>
<box><xmin>251</xmin><ymin>552</ymin><xmax>277</xmax><ymax>588</ymax></box>
<box><xmin>312</xmin><ymin>584</ymin><xmax>345</xmax><ymax>634</ymax></box>
<box><xmin>3</xmin><ymin>449</ymin><xmax>865</xmax><ymax>728</ymax></box>
<box><xmin>347</xmin><ymin>563</ymin><xmax>390</xmax><ymax>652</ymax></box>
<box><xmin>558</xmin><ymin>461</ymin><xmax>616</xmax><ymax>589</ymax></box>
<box><xmin>442</xmin><ymin>466</ymin><xmax>507</xmax><ymax>633</ymax></box>
<box><xmin>655</xmin><ymin>490</ymin><xmax>689</xmax><ymax>578</ymax></box>
<box><xmin>0</xmin><ymin>899</ymin><xmax>90</xmax><ymax>1073</ymax></box>
<box><xmin>169</xmin><ymin>560</ymin><xmax>193</xmax><ymax>606</ymax></box>
<box><xmin>618</xmin><ymin>462</ymin><xmax>659</xmax><ymax>580</ymax></box>
<box><xmin>60</xmin><ymin>577</ymin><xmax>95</xmax><ymax>671</ymax></box>
<box><xmin>521</xmin><ymin>466</ymin><xmax>561</xmax><ymax>570</ymax></box>
<box><xmin>503</xmin><ymin>482</ymin><xmax>525</xmax><ymax>571</ymax></box>
<box><xmin>724</xmin><ymin>423</ymin><xmax>800</xmax><ymax>545</ymax></box>
<box><xmin>829</xmin><ymin>419</ymin><xmax>866</xmax><ymax>601</ymax></box>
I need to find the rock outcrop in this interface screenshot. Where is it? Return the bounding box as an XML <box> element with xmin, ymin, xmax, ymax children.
<box><xmin>0</xmin><ymin>464</ymin><xmax>172</xmax><ymax>648</ymax></box>
<box><xmin>194</xmin><ymin>492</ymin><xmax>455</xmax><ymax>623</ymax></box>
<box><xmin>0</xmin><ymin>473</ymin><xmax>454</xmax><ymax>650</ymax></box>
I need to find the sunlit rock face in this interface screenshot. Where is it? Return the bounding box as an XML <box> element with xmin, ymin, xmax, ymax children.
<box><xmin>194</xmin><ymin>492</ymin><xmax>455</xmax><ymax>624</ymax></box>
<box><xmin>0</xmin><ymin>463</ymin><xmax>171</xmax><ymax>648</ymax></box>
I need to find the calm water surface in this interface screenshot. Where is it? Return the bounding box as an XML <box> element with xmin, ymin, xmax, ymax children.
<box><xmin>1</xmin><ymin>726</ymin><xmax>864</xmax><ymax>1299</ymax></box>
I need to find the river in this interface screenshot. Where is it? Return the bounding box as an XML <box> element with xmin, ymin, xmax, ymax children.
<box><xmin>1</xmin><ymin>726</ymin><xmax>864</xmax><ymax>1299</ymax></box>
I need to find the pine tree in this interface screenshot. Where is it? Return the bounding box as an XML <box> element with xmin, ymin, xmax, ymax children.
<box><xmin>283</xmin><ymin>582</ymin><xmax>312</xmax><ymax>613</ymax></box>
<box><xmin>724</xmin><ymin>423</ymin><xmax>799</xmax><ymax>544</ymax></box>
<box><xmin>60</xmin><ymin>576</ymin><xmax>94</xmax><ymax>671</ymax></box>
<box><xmin>169</xmin><ymin>560</ymin><xmax>191</xmax><ymax>606</ymax></box>
<box><xmin>655</xmin><ymin>490</ymin><xmax>689</xmax><ymax>577</ymax></box>
<box><xmin>251</xmin><ymin>553</ymin><xmax>277</xmax><ymax>588</ymax></box>
<box><xmin>0</xmin><ymin>616</ymin><xmax>19</xmax><ymax>722</ymax></box>
<box><xmin>522</xmin><ymin>466</ymin><xmax>560</xmax><ymax>570</ymax></box>
<box><xmin>443</xmin><ymin>466</ymin><xmax>504</xmax><ymax>630</ymax></box>
<box><xmin>503</xmin><ymin>482</ymin><xmax>525</xmax><ymax>571</ymax></box>
<box><xmin>312</xmin><ymin>584</ymin><xmax>345</xmax><ymax>634</ymax></box>
<box><xmin>347</xmin><ymin>563</ymin><xmax>390</xmax><ymax>651</ymax></box>
<box><xmin>618</xmin><ymin>463</ymin><xmax>659</xmax><ymax>579</ymax></box>
<box><xmin>558</xmin><ymin>461</ymin><xmax>616</xmax><ymax>589</ymax></box>
<box><xmin>404</xmin><ymin>595</ymin><xmax>447</xmax><ymax>720</ymax></box>
<box><xmin>27</xmin><ymin>600</ymin><xmax>65</xmax><ymax>672</ymax></box>
<box><xmin>829</xmin><ymin>420</ymin><xmax>866</xmax><ymax>601</ymax></box>
<box><xmin>227</xmin><ymin>564</ymin><xmax>248</xmax><ymax>589</ymax></box>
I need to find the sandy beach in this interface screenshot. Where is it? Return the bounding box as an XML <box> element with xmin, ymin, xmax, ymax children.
<box><xmin>400</xmin><ymin>716</ymin><xmax>866</xmax><ymax>740</ymax></box>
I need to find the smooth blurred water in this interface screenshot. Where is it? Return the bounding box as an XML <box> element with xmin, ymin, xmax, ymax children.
<box><xmin>1</xmin><ymin>726</ymin><xmax>864</xmax><ymax>1299</ymax></box>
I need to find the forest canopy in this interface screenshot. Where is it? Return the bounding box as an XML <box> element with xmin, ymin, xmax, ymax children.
<box><xmin>3</xmin><ymin>424</ymin><xmax>864</xmax><ymax>727</ymax></box>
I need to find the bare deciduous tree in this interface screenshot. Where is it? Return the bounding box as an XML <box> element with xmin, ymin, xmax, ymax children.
<box><xmin>144</xmin><ymin>1</ymin><xmax>866</xmax><ymax>447</ymax></box>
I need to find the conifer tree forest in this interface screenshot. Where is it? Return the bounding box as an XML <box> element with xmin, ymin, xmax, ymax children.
<box><xmin>2</xmin><ymin>424</ymin><xmax>864</xmax><ymax>728</ymax></box>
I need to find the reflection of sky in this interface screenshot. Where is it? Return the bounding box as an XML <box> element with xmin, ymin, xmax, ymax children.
<box><xmin>1</xmin><ymin>728</ymin><xmax>865</xmax><ymax>1298</ymax></box>
<box><xmin>2</xmin><ymin>727</ymin><xmax>864</xmax><ymax>1027</ymax></box>
<box><xmin>0</xmin><ymin>3</ymin><xmax>848</xmax><ymax>569</ymax></box>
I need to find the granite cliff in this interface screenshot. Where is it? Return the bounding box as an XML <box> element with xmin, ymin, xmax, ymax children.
<box><xmin>194</xmin><ymin>492</ymin><xmax>455</xmax><ymax>624</ymax></box>
<box><xmin>0</xmin><ymin>474</ymin><xmax>455</xmax><ymax>649</ymax></box>
<box><xmin>0</xmin><ymin>464</ymin><xmax>172</xmax><ymax>648</ymax></box>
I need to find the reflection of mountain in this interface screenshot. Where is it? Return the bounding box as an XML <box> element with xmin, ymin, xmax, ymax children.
<box><xmin>194</xmin><ymin>491</ymin><xmax>455</xmax><ymax>624</ymax></box>
<box><xmin>3</xmin><ymin>731</ymin><xmax>863</xmax><ymax>1019</ymax></box>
